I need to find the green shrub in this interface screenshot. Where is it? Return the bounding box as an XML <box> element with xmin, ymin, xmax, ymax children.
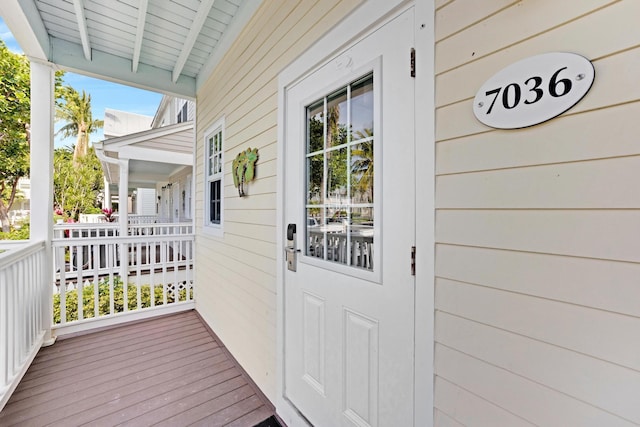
<box><xmin>0</xmin><ymin>220</ymin><xmax>30</xmax><ymax>240</ymax></box>
<box><xmin>53</xmin><ymin>277</ymin><xmax>192</xmax><ymax>323</ymax></box>
<box><xmin>83</xmin><ymin>206</ymin><xmax>103</xmax><ymax>214</ymax></box>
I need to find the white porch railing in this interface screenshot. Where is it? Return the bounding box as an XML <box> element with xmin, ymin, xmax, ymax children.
<box><xmin>113</xmin><ymin>213</ymin><xmax>159</xmax><ymax>224</ymax></box>
<box><xmin>127</xmin><ymin>214</ymin><xmax>158</xmax><ymax>224</ymax></box>
<box><xmin>77</xmin><ymin>213</ymin><xmax>159</xmax><ymax>224</ymax></box>
<box><xmin>0</xmin><ymin>240</ymin><xmax>49</xmax><ymax>411</ymax></box>
<box><xmin>52</xmin><ymin>222</ymin><xmax>194</xmax><ymax>335</ymax></box>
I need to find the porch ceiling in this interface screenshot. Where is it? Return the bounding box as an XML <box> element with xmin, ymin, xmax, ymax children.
<box><xmin>101</xmin><ymin>158</ymin><xmax>188</xmax><ymax>189</ymax></box>
<box><xmin>0</xmin><ymin>0</ymin><xmax>261</xmax><ymax>98</ymax></box>
<box><xmin>96</xmin><ymin>121</ymin><xmax>194</xmax><ymax>188</ymax></box>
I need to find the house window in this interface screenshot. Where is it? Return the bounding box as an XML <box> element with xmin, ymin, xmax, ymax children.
<box><xmin>177</xmin><ymin>102</ymin><xmax>189</xmax><ymax>123</ymax></box>
<box><xmin>204</xmin><ymin>118</ymin><xmax>224</xmax><ymax>235</ymax></box>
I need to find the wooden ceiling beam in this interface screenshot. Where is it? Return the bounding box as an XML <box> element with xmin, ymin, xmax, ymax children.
<box><xmin>132</xmin><ymin>0</ymin><xmax>149</xmax><ymax>73</ymax></box>
<box><xmin>71</xmin><ymin>0</ymin><xmax>91</xmax><ymax>60</ymax></box>
<box><xmin>172</xmin><ymin>0</ymin><xmax>216</xmax><ymax>83</ymax></box>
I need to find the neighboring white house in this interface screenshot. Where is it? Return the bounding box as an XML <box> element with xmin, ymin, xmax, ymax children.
<box><xmin>151</xmin><ymin>97</ymin><xmax>195</xmax><ymax>222</ymax></box>
<box><xmin>4</xmin><ymin>1</ymin><xmax>640</xmax><ymax>425</ymax></box>
<box><xmin>101</xmin><ymin>109</ymin><xmax>153</xmax><ymax>214</ymax></box>
<box><xmin>96</xmin><ymin>98</ymin><xmax>195</xmax><ymax>222</ymax></box>
<box><xmin>103</xmin><ymin>108</ymin><xmax>153</xmax><ymax>138</ymax></box>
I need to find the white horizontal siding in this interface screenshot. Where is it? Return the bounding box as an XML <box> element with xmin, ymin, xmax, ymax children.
<box><xmin>437</xmin><ymin>210</ymin><xmax>640</xmax><ymax>263</ymax></box>
<box><xmin>437</xmin><ymin>278</ymin><xmax>640</xmax><ymax>372</ymax></box>
<box><xmin>435</xmin><ymin>0</ymin><xmax>615</xmax><ymax>74</ymax></box>
<box><xmin>435</xmin><ymin>377</ymin><xmax>533</xmax><ymax>427</ymax></box>
<box><xmin>436</xmin><ymin>244</ymin><xmax>640</xmax><ymax>318</ymax></box>
<box><xmin>437</xmin><ymin>311</ymin><xmax>640</xmax><ymax>424</ymax></box>
<box><xmin>434</xmin><ymin>1</ymin><xmax>640</xmax><ymax>425</ymax></box>
<box><xmin>436</xmin><ymin>0</ymin><xmax>640</xmax><ymax>108</ymax></box>
<box><xmin>435</xmin><ymin>0</ymin><xmax>516</xmax><ymax>42</ymax></box>
<box><xmin>435</xmin><ymin>341</ymin><xmax>635</xmax><ymax>427</ymax></box>
<box><xmin>436</xmin><ymin>101</ymin><xmax>640</xmax><ymax>175</ymax></box>
<box><xmin>437</xmin><ymin>156</ymin><xmax>640</xmax><ymax>208</ymax></box>
<box><xmin>434</xmin><ymin>409</ymin><xmax>465</xmax><ymax>427</ymax></box>
<box><xmin>195</xmin><ymin>0</ymin><xmax>362</xmax><ymax>401</ymax></box>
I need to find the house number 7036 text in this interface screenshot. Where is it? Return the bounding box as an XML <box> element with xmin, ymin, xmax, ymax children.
<box><xmin>473</xmin><ymin>52</ymin><xmax>595</xmax><ymax>129</ymax></box>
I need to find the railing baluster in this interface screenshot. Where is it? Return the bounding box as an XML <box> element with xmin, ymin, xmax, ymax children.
<box><xmin>184</xmin><ymin>239</ymin><xmax>190</xmax><ymax>301</ymax></box>
<box><xmin>162</xmin><ymin>240</ymin><xmax>168</xmax><ymax>305</ymax></box>
<box><xmin>122</xmin><ymin>242</ymin><xmax>128</xmax><ymax>313</ymax></box>
<box><xmin>93</xmin><ymin>243</ymin><xmax>99</xmax><ymax>318</ymax></box>
<box><xmin>0</xmin><ymin>268</ymin><xmax>7</xmax><ymax>387</ymax></box>
<box><xmin>76</xmin><ymin>243</ymin><xmax>83</xmax><ymax>322</ymax></box>
<box><xmin>108</xmin><ymin>242</ymin><xmax>115</xmax><ymax>316</ymax></box>
<box><xmin>150</xmin><ymin>239</ymin><xmax>156</xmax><ymax>308</ymax></box>
<box><xmin>136</xmin><ymin>241</ymin><xmax>142</xmax><ymax>310</ymax></box>
<box><xmin>11</xmin><ymin>263</ymin><xmax>18</xmax><ymax>374</ymax></box>
<box><xmin>173</xmin><ymin>238</ymin><xmax>179</xmax><ymax>302</ymax></box>
<box><xmin>59</xmin><ymin>246</ymin><xmax>67</xmax><ymax>324</ymax></box>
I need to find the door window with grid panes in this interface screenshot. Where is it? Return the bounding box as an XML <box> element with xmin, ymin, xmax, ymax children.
<box><xmin>305</xmin><ymin>74</ymin><xmax>375</xmax><ymax>271</ymax></box>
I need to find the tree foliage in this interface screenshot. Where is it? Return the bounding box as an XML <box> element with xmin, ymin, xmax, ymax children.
<box><xmin>0</xmin><ymin>41</ymin><xmax>66</xmax><ymax>235</ymax></box>
<box><xmin>351</xmin><ymin>128</ymin><xmax>374</xmax><ymax>203</ymax></box>
<box><xmin>54</xmin><ymin>146</ymin><xmax>104</xmax><ymax>220</ymax></box>
<box><xmin>56</xmin><ymin>86</ymin><xmax>104</xmax><ymax>163</ymax></box>
<box><xmin>0</xmin><ymin>41</ymin><xmax>31</xmax><ymax>232</ymax></box>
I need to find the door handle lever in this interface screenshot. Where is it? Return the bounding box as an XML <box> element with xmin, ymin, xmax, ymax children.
<box><xmin>286</xmin><ymin>223</ymin><xmax>298</xmax><ymax>271</ymax></box>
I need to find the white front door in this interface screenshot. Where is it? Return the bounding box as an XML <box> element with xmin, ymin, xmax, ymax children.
<box><xmin>284</xmin><ymin>8</ymin><xmax>415</xmax><ymax>426</ymax></box>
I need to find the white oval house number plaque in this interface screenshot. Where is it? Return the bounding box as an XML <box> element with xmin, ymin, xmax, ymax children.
<box><xmin>473</xmin><ymin>52</ymin><xmax>595</xmax><ymax>129</ymax></box>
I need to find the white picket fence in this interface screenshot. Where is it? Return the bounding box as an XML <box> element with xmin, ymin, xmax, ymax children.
<box><xmin>0</xmin><ymin>240</ymin><xmax>49</xmax><ymax>411</ymax></box>
<box><xmin>52</xmin><ymin>222</ymin><xmax>195</xmax><ymax>335</ymax></box>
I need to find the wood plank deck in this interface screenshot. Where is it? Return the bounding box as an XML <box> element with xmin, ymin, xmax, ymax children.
<box><xmin>0</xmin><ymin>311</ymin><xmax>278</xmax><ymax>426</ymax></box>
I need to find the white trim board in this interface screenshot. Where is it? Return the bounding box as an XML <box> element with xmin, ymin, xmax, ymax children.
<box><xmin>118</xmin><ymin>146</ymin><xmax>192</xmax><ymax>165</ymax></box>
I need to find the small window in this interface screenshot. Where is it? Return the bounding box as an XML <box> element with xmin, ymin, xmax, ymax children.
<box><xmin>204</xmin><ymin>118</ymin><xmax>224</xmax><ymax>235</ymax></box>
<box><xmin>177</xmin><ymin>102</ymin><xmax>188</xmax><ymax>123</ymax></box>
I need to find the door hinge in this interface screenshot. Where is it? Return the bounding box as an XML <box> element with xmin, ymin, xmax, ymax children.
<box><xmin>411</xmin><ymin>246</ymin><xmax>416</xmax><ymax>276</ymax></box>
<box><xmin>410</xmin><ymin>48</ymin><xmax>416</xmax><ymax>78</ymax></box>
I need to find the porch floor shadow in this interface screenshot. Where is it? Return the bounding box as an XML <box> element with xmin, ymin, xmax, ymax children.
<box><xmin>0</xmin><ymin>311</ymin><xmax>277</xmax><ymax>426</ymax></box>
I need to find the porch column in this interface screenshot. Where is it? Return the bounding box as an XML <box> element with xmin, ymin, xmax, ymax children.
<box><xmin>118</xmin><ymin>158</ymin><xmax>129</xmax><ymax>233</ymax></box>
<box><xmin>118</xmin><ymin>158</ymin><xmax>129</xmax><ymax>286</ymax></box>
<box><xmin>103</xmin><ymin>177</ymin><xmax>112</xmax><ymax>210</ymax></box>
<box><xmin>29</xmin><ymin>60</ymin><xmax>55</xmax><ymax>345</ymax></box>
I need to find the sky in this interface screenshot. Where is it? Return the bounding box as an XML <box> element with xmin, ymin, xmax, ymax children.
<box><xmin>0</xmin><ymin>17</ymin><xmax>163</xmax><ymax>148</ymax></box>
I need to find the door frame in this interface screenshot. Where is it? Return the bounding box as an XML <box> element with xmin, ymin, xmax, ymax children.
<box><xmin>276</xmin><ymin>1</ymin><xmax>435</xmax><ymax>425</ymax></box>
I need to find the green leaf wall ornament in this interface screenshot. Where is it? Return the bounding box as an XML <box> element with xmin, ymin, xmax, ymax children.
<box><xmin>232</xmin><ymin>147</ymin><xmax>259</xmax><ymax>197</ymax></box>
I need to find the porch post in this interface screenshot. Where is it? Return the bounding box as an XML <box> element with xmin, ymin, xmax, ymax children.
<box><xmin>103</xmin><ymin>177</ymin><xmax>112</xmax><ymax>210</ymax></box>
<box><xmin>118</xmin><ymin>158</ymin><xmax>129</xmax><ymax>282</ymax></box>
<box><xmin>118</xmin><ymin>158</ymin><xmax>129</xmax><ymax>233</ymax></box>
<box><xmin>29</xmin><ymin>60</ymin><xmax>55</xmax><ymax>345</ymax></box>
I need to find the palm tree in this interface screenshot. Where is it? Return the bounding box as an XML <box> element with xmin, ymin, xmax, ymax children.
<box><xmin>56</xmin><ymin>86</ymin><xmax>103</xmax><ymax>164</ymax></box>
<box><xmin>351</xmin><ymin>128</ymin><xmax>374</xmax><ymax>203</ymax></box>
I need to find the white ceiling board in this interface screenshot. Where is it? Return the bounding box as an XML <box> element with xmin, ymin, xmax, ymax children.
<box><xmin>2</xmin><ymin>0</ymin><xmax>261</xmax><ymax>97</ymax></box>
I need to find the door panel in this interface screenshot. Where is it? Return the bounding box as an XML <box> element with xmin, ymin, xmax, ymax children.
<box><xmin>302</xmin><ymin>291</ymin><xmax>326</xmax><ymax>393</ymax></box>
<box><xmin>343</xmin><ymin>308</ymin><xmax>379</xmax><ymax>426</ymax></box>
<box><xmin>284</xmin><ymin>8</ymin><xmax>415</xmax><ymax>427</ymax></box>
